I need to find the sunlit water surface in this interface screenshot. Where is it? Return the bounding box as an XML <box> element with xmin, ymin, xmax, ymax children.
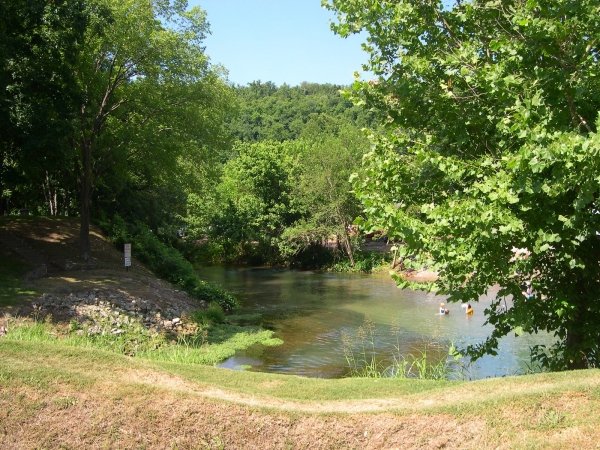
<box><xmin>198</xmin><ymin>266</ymin><xmax>552</xmax><ymax>379</ymax></box>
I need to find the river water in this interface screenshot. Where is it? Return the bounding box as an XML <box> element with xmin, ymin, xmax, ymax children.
<box><xmin>198</xmin><ymin>266</ymin><xmax>552</xmax><ymax>379</ymax></box>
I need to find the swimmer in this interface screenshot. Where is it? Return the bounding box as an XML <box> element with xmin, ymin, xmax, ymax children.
<box><xmin>439</xmin><ymin>303</ymin><xmax>449</xmax><ymax>315</ymax></box>
<box><xmin>522</xmin><ymin>281</ymin><xmax>534</xmax><ymax>300</ymax></box>
<box><xmin>466</xmin><ymin>304</ymin><xmax>474</xmax><ymax>315</ymax></box>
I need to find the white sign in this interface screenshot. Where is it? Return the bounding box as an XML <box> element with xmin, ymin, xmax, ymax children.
<box><xmin>124</xmin><ymin>243</ymin><xmax>132</xmax><ymax>267</ymax></box>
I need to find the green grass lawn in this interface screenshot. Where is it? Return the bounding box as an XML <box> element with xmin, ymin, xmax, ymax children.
<box><xmin>1</xmin><ymin>337</ymin><xmax>600</xmax><ymax>449</ymax></box>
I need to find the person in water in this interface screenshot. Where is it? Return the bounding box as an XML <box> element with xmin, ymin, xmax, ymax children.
<box><xmin>439</xmin><ymin>303</ymin><xmax>449</xmax><ymax>315</ymax></box>
<box><xmin>466</xmin><ymin>304</ymin><xmax>474</xmax><ymax>315</ymax></box>
<box><xmin>522</xmin><ymin>281</ymin><xmax>534</xmax><ymax>300</ymax></box>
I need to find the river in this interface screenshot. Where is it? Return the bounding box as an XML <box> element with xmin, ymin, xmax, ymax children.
<box><xmin>198</xmin><ymin>266</ymin><xmax>552</xmax><ymax>379</ymax></box>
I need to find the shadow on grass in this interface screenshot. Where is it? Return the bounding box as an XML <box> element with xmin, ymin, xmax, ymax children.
<box><xmin>0</xmin><ymin>249</ymin><xmax>38</xmax><ymax>307</ymax></box>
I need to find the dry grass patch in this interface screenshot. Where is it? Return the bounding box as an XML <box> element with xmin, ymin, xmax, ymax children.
<box><xmin>1</xmin><ymin>381</ymin><xmax>487</xmax><ymax>449</ymax></box>
<box><xmin>3</xmin><ymin>340</ymin><xmax>600</xmax><ymax>449</ymax></box>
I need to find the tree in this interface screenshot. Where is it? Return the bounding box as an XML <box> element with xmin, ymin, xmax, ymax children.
<box><xmin>197</xmin><ymin>141</ymin><xmax>304</xmax><ymax>263</ymax></box>
<box><xmin>281</xmin><ymin>116</ymin><xmax>368</xmax><ymax>265</ymax></box>
<box><xmin>0</xmin><ymin>0</ymin><xmax>86</xmax><ymax>216</ymax></box>
<box><xmin>71</xmin><ymin>0</ymin><xmax>226</xmax><ymax>261</ymax></box>
<box><xmin>94</xmin><ymin>69</ymin><xmax>235</xmax><ymax>239</ymax></box>
<box><xmin>325</xmin><ymin>0</ymin><xmax>600</xmax><ymax>369</ymax></box>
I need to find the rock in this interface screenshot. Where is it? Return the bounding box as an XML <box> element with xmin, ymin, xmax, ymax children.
<box><xmin>27</xmin><ymin>284</ymin><xmax>200</xmax><ymax>340</ymax></box>
<box><xmin>87</xmin><ymin>326</ymin><xmax>100</xmax><ymax>335</ymax></box>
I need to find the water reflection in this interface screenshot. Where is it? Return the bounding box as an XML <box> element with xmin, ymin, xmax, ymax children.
<box><xmin>198</xmin><ymin>266</ymin><xmax>552</xmax><ymax>379</ymax></box>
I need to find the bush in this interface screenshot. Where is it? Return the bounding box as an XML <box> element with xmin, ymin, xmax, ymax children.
<box><xmin>99</xmin><ymin>216</ymin><xmax>238</xmax><ymax>312</ymax></box>
<box><xmin>329</xmin><ymin>251</ymin><xmax>390</xmax><ymax>273</ymax></box>
<box><xmin>191</xmin><ymin>302</ymin><xmax>226</xmax><ymax>326</ymax></box>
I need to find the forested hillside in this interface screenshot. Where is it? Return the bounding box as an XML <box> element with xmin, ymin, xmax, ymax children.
<box><xmin>229</xmin><ymin>81</ymin><xmax>372</xmax><ymax>142</ymax></box>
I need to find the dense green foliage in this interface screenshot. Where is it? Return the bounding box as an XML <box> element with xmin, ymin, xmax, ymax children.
<box><xmin>1</xmin><ymin>0</ymin><xmax>375</xmax><ymax>272</ymax></box>
<box><xmin>1</xmin><ymin>0</ymin><xmax>235</xmax><ymax>256</ymax></box>
<box><xmin>230</xmin><ymin>81</ymin><xmax>372</xmax><ymax>142</ymax></box>
<box><xmin>102</xmin><ymin>216</ymin><xmax>237</xmax><ymax>311</ymax></box>
<box><xmin>184</xmin><ymin>81</ymin><xmax>373</xmax><ymax>267</ymax></box>
<box><xmin>284</xmin><ymin>117</ymin><xmax>366</xmax><ymax>266</ymax></box>
<box><xmin>326</xmin><ymin>0</ymin><xmax>600</xmax><ymax>369</ymax></box>
<box><xmin>187</xmin><ymin>123</ymin><xmax>371</xmax><ymax>266</ymax></box>
<box><xmin>0</xmin><ymin>0</ymin><xmax>241</xmax><ymax>299</ymax></box>
<box><xmin>1</xmin><ymin>1</ymin><xmax>372</xmax><ymax>271</ymax></box>
<box><xmin>193</xmin><ymin>83</ymin><xmax>373</xmax><ymax>268</ymax></box>
<box><xmin>0</xmin><ymin>0</ymin><xmax>85</xmax><ymax>215</ymax></box>
<box><xmin>195</xmin><ymin>140</ymin><xmax>304</xmax><ymax>264</ymax></box>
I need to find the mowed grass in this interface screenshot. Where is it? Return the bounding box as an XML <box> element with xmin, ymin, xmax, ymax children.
<box><xmin>3</xmin><ymin>337</ymin><xmax>599</xmax><ymax>406</ymax></box>
<box><xmin>0</xmin><ymin>342</ymin><xmax>600</xmax><ymax>448</ymax></box>
<box><xmin>2</xmin><ymin>321</ymin><xmax>441</xmax><ymax>401</ymax></box>
<box><xmin>2</xmin><ymin>338</ymin><xmax>600</xmax><ymax>449</ymax></box>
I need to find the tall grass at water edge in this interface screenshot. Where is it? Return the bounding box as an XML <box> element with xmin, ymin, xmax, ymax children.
<box><xmin>3</xmin><ymin>314</ymin><xmax>282</xmax><ymax>367</ymax></box>
<box><xmin>341</xmin><ymin>318</ymin><xmax>467</xmax><ymax>380</ymax></box>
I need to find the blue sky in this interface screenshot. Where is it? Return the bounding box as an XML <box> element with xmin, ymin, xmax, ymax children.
<box><xmin>191</xmin><ymin>0</ymin><xmax>369</xmax><ymax>86</ymax></box>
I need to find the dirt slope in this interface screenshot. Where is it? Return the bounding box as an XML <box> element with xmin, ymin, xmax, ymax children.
<box><xmin>0</xmin><ymin>217</ymin><xmax>201</xmax><ymax>325</ymax></box>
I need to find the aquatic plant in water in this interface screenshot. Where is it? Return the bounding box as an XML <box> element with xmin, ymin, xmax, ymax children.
<box><xmin>341</xmin><ymin>318</ymin><xmax>467</xmax><ymax>380</ymax></box>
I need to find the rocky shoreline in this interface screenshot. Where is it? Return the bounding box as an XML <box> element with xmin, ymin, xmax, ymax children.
<box><xmin>0</xmin><ymin>218</ymin><xmax>216</xmax><ymax>346</ymax></box>
<box><xmin>29</xmin><ymin>288</ymin><xmax>200</xmax><ymax>337</ymax></box>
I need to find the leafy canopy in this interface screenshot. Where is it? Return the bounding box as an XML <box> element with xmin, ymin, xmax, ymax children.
<box><xmin>325</xmin><ymin>0</ymin><xmax>600</xmax><ymax>369</ymax></box>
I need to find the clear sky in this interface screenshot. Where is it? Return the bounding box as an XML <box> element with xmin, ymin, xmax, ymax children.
<box><xmin>191</xmin><ymin>0</ymin><xmax>369</xmax><ymax>87</ymax></box>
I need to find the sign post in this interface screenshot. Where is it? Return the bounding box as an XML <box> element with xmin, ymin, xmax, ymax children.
<box><xmin>124</xmin><ymin>243</ymin><xmax>132</xmax><ymax>270</ymax></box>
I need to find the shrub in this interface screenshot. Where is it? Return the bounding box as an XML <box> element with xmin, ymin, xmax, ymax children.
<box><xmin>99</xmin><ymin>216</ymin><xmax>238</xmax><ymax>312</ymax></box>
<box><xmin>191</xmin><ymin>302</ymin><xmax>226</xmax><ymax>326</ymax></box>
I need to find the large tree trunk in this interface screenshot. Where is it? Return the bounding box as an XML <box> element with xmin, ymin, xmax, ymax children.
<box><xmin>565</xmin><ymin>324</ymin><xmax>587</xmax><ymax>370</ymax></box>
<box><xmin>564</xmin><ymin>247</ymin><xmax>598</xmax><ymax>370</ymax></box>
<box><xmin>79</xmin><ymin>138</ymin><xmax>92</xmax><ymax>261</ymax></box>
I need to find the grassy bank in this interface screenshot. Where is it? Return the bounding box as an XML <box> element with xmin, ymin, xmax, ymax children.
<box><xmin>1</xmin><ymin>338</ymin><xmax>600</xmax><ymax>448</ymax></box>
<box><xmin>0</xmin><ymin>216</ymin><xmax>279</xmax><ymax>367</ymax></box>
<box><xmin>5</xmin><ymin>317</ymin><xmax>282</xmax><ymax>366</ymax></box>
